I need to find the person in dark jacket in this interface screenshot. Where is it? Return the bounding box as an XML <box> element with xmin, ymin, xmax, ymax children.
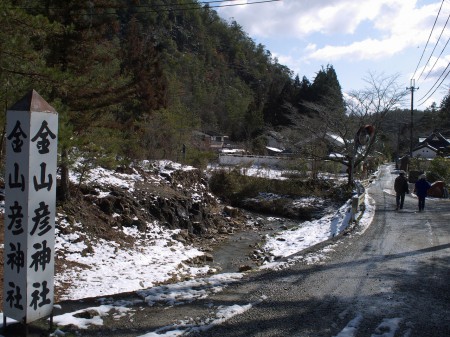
<box><xmin>414</xmin><ymin>174</ymin><xmax>432</xmax><ymax>212</ymax></box>
<box><xmin>394</xmin><ymin>171</ymin><xmax>409</xmax><ymax>210</ymax></box>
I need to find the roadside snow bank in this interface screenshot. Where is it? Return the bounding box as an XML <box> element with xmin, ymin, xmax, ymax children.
<box><xmin>262</xmin><ymin>198</ymin><xmax>353</xmax><ymax>262</ymax></box>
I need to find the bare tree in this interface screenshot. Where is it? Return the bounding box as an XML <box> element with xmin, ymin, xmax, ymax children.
<box><xmin>293</xmin><ymin>72</ymin><xmax>407</xmax><ymax>186</ymax></box>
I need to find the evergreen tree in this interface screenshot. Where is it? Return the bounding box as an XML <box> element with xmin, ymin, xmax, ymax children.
<box><xmin>420</xmin><ymin>102</ymin><xmax>440</xmax><ymax>132</ymax></box>
<box><xmin>298</xmin><ymin>76</ymin><xmax>312</xmax><ymax>100</ymax></box>
<box><xmin>310</xmin><ymin>65</ymin><xmax>345</xmax><ymax>114</ymax></box>
<box><xmin>0</xmin><ymin>0</ymin><xmax>61</xmax><ymax>163</ymax></box>
<box><xmin>439</xmin><ymin>93</ymin><xmax>450</xmax><ymax>130</ymax></box>
<box><xmin>36</xmin><ymin>0</ymin><xmax>133</xmax><ymax>200</ymax></box>
<box><xmin>120</xmin><ymin>14</ymin><xmax>167</xmax><ymax>121</ymax></box>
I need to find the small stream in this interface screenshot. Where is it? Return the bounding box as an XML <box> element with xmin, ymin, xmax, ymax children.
<box><xmin>208</xmin><ymin>215</ymin><xmax>302</xmax><ymax>273</ymax></box>
<box><xmin>206</xmin><ymin>198</ymin><xmax>343</xmax><ymax>273</ymax></box>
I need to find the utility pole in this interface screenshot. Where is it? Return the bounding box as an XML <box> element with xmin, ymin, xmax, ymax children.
<box><xmin>407</xmin><ymin>79</ymin><xmax>418</xmax><ymax>157</ymax></box>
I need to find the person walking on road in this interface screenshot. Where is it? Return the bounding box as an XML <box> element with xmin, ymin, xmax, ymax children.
<box><xmin>394</xmin><ymin>171</ymin><xmax>409</xmax><ymax>210</ymax></box>
<box><xmin>414</xmin><ymin>174</ymin><xmax>431</xmax><ymax>212</ymax></box>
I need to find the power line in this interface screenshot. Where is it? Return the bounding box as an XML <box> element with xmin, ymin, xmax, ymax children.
<box><xmin>418</xmin><ymin>60</ymin><xmax>449</xmax><ymax>101</ymax></box>
<box><xmin>417</xmin><ymin>12</ymin><xmax>450</xmax><ymax>83</ymax></box>
<box><xmin>15</xmin><ymin>0</ymin><xmax>241</xmax><ymax>10</ymax></box>
<box><xmin>136</xmin><ymin>0</ymin><xmax>282</xmax><ymax>12</ymax></box>
<box><xmin>418</xmin><ymin>68</ymin><xmax>450</xmax><ymax>105</ymax></box>
<box><xmin>10</xmin><ymin>0</ymin><xmax>281</xmax><ymax>13</ymax></box>
<box><xmin>418</xmin><ymin>61</ymin><xmax>450</xmax><ymax>104</ymax></box>
<box><xmin>418</xmin><ymin>70</ymin><xmax>450</xmax><ymax>106</ymax></box>
<box><xmin>412</xmin><ymin>0</ymin><xmax>445</xmax><ymax>80</ymax></box>
<box><xmin>423</xmin><ymin>34</ymin><xmax>450</xmax><ymax>81</ymax></box>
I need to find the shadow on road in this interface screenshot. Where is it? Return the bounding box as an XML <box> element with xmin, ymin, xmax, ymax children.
<box><xmin>196</xmin><ymin>253</ymin><xmax>450</xmax><ymax>337</ymax></box>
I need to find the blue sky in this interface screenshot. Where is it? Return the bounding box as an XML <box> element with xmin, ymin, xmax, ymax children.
<box><xmin>213</xmin><ymin>0</ymin><xmax>450</xmax><ymax>110</ymax></box>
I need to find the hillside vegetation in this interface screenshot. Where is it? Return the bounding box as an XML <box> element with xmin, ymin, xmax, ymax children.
<box><xmin>2</xmin><ymin>0</ymin><xmax>450</xmax><ymax>196</ymax></box>
<box><xmin>0</xmin><ymin>1</ymin><xmax>346</xmax><ymax>169</ymax></box>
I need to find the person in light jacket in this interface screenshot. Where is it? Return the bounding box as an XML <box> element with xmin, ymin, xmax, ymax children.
<box><xmin>414</xmin><ymin>174</ymin><xmax>431</xmax><ymax>212</ymax></box>
<box><xmin>394</xmin><ymin>171</ymin><xmax>409</xmax><ymax>210</ymax></box>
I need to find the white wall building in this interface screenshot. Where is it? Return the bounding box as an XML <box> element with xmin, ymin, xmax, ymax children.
<box><xmin>412</xmin><ymin>143</ymin><xmax>438</xmax><ymax>159</ymax></box>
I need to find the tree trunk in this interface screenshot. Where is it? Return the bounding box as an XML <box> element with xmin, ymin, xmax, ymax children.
<box><xmin>347</xmin><ymin>159</ymin><xmax>353</xmax><ymax>187</ymax></box>
<box><xmin>59</xmin><ymin>147</ymin><xmax>70</xmax><ymax>201</ymax></box>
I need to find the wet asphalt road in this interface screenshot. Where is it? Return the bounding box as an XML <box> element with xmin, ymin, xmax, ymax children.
<box><xmin>13</xmin><ymin>164</ymin><xmax>450</xmax><ymax>337</ymax></box>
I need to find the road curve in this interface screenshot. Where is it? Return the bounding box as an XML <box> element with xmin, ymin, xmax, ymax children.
<box><xmin>195</xmin><ymin>164</ymin><xmax>450</xmax><ymax>337</ymax></box>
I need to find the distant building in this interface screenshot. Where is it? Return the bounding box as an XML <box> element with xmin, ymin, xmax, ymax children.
<box><xmin>193</xmin><ymin>131</ymin><xmax>230</xmax><ymax>151</ymax></box>
<box><xmin>413</xmin><ymin>131</ymin><xmax>450</xmax><ymax>158</ymax></box>
<box><xmin>412</xmin><ymin>142</ymin><xmax>438</xmax><ymax>158</ymax></box>
<box><xmin>295</xmin><ymin>132</ymin><xmax>346</xmax><ymax>150</ymax></box>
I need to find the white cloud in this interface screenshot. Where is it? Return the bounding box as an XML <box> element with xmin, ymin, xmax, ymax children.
<box><xmin>299</xmin><ymin>0</ymin><xmax>383</xmax><ymax>35</ymax></box>
<box><xmin>273</xmin><ymin>53</ymin><xmax>295</xmax><ymax>68</ymax></box>
<box><xmin>305</xmin><ymin>43</ymin><xmax>317</xmax><ymax>52</ymax></box>
<box><xmin>219</xmin><ymin>0</ymin><xmax>396</xmax><ymax>37</ymax></box>
<box><xmin>216</xmin><ymin>0</ymin><xmax>450</xmax><ymax>106</ymax></box>
<box><xmin>307</xmin><ymin>38</ymin><xmax>398</xmax><ymax>62</ymax></box>
<box><xmin>303</xmin><ymin>1</ymin><xmax>446</xmax><ymax>62</ymax></box>
<box><xmin>418</xmin><ymin>55</ymin><xmax>450</xmax><ymax>82</ymax></box>
<box><xmin>218</xmin><ymin>0</ymin><xmax>447</xmax><ymax>62</ymax></box>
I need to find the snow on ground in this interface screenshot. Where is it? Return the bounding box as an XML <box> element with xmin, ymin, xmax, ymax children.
<box><xmin>55</xmin><ymin>218</ymin><xmax>210</xmax><ymax>300</ymax></box>
<box><xmin>136</xmin><ymin>273</ymin><xmax>245</xmax><ymax>306</ymax></box>
<box><xmin>334</xmin><ymin>315</ymin><xmax>402</xmax><ymax>337</ymax></box>
<box><xmin>263</xmin><ymin>198</ymin><xmax>353</xmax><ymax>260</ymax></box>
<box><xmin>136</xmin><ymin>301</ymin><xmax>259</xmax><ymax>337</ymax></box>
<box><xmin>0</xmin><ymin>161</ymin><xmax>378</xmax><ymax>336</ymax></box>
<box><xmin>77</xmin><ymin>166</ymin><xmax>143</xmax><ymax>192</ymax></box>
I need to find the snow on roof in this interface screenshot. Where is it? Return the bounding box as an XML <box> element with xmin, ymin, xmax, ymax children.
<box><xmin>412</xmin><ymin>143</ymin><xmax>438</xmax><ymax>152</ymax></box>
<box><xmin>329</xmin><ymin>152</ymin><xmax>345</xmax><ymax>158</ymax></box>
<box><xmin>266</xmin><ymin>146</ymin><xmax>283</xmax><ymax>152</ymax></box>
<box><xmin>418</xmin><ymin>132</ymin><xmax>450</xmax><ymax>148</ymax></box>
<box><xmin>294</xmin><ymin>132</ymin><xmax>346</xmax><ymax>148</ymax></box>
<box><xmin>326</xmin><ymin>132</ymin><xmax>345</xmax><ymax>145</ymax></box>
<box><xmin>220</xmin><ymin>148</ymin><xmax>245</xmax><ymax>153</ymax></box>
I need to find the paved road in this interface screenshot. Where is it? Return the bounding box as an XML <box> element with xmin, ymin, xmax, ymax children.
<box><xmin>193</xmin><ymin>164</ymin><xmax>450</xmax><ymax>336</ymax></box>
<box><xmin>19</xmin><ymin>164</ymin><xmax>449</xmax><ymax>337</ymax></box>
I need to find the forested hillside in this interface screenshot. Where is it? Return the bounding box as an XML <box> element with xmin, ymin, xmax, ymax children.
<box><xmin>4</xmin><ymin>0</ymin><xmax>449</xmax><ymax>191</ymax></box>
<box><xmin>0</xmin><ymin>0</ymin><xmax>344</xmax><ymax>166</ymax></box>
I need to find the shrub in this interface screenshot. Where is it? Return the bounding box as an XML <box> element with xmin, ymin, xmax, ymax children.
<box><xmin>185</xmin><ymin>149</ymin><xmax>217</xmax><ymax>169</ymax></box>
<box><xmin>209</xmin><ymin>169</ymin><xmax>349</xmax><ymax>205</ymax></box>
<box><xmin>429</xmin><ymin>157</ymin><xmax>450</xmax><ymax>184</ymax></box>
<box><xmin>209</xmin><ymin>169</ymin><xmax>242</xmax><ymax>202</ymax></box>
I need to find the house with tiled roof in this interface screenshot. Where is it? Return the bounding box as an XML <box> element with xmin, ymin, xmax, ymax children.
<box><xmin>413</xmin><ymin>131</ymin><xmax>450</xmax><ymax>158</ymax></box>
<box><xmin>412</xmin><ymin>142</ymin><xmax>438</xmax><ymax>158</ymax></box>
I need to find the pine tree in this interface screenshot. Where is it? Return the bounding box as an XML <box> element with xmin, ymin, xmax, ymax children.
<box><xmin>310</xmin><ymin>65</ymin><xmax>345</xmax><ymax>114</ymax></box>
<box><xmin>0</xmin><ymin>0</ymin><xmax>60</xmax><ymax>161</ymax></box>
<box><xmin>120</xmin><ymin>5</ymin><xmax>168</xmax><ymax>121</ymax></box>
<box><xmin>439</xmin><ymin>93</ymin><xmax>450</xmax><ymax>130</ymax></box>
<box><xmin>37</xmin><ymin>0</ymin><xmax>133</xmax><ymax>200</ymax></box>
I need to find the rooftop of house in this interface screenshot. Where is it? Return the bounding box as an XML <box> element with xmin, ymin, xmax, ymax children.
<box><xmin>417</xmin><ymin>131</ymin><xmax>450</xmax><ymax>149</ymax></box>
<box><xmin>413</xmin><ymin>142</ymin><xmax>438</xmax><ymax>152</ymax></box>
